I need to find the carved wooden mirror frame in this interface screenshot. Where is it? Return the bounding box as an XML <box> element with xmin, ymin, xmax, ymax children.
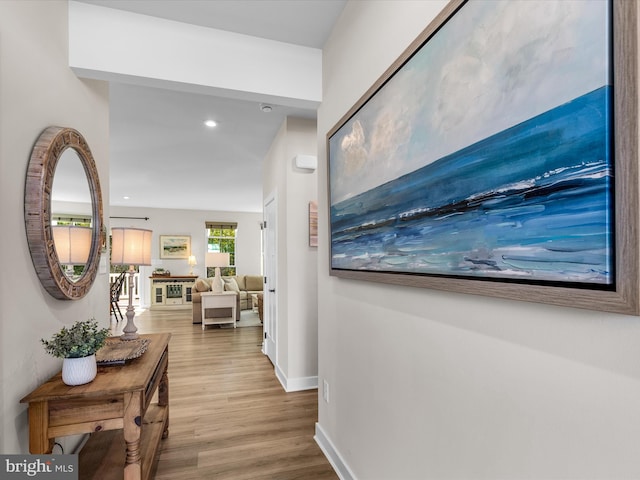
<box><xmin>25</xmin><ymin>126</ymin><xmax>104</xmax><ymax>300</ymax></box>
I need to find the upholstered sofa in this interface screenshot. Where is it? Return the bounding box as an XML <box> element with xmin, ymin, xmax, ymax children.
<box><xmin>191</xmin><ymin>275</ymin><xmax>264</xmax><ymax>324</ymax></box>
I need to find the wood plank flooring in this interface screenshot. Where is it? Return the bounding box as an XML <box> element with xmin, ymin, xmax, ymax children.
<box><xmin>110</xmin><ymin>307</ymin><xmax>337</xmax><ymax>480</ymax></box>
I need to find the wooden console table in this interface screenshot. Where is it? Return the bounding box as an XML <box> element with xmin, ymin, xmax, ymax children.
<box><xmin>21</xmin><ymin>333</ymin><xmax>171</xmax><ymax>480</ymax></box>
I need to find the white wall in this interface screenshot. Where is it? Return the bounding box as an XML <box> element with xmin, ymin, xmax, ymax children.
<box><xmin>263</xmin><ymin>117</ymin><xmax>318</xmax><ymax>390</ymax></box>
<box><xmin>0</xmin><ymin>0</ymin><xmax>110</xmax><ymax>454</ymax></box>
<box><xmin>69</xmin><ymin>1</ymin><xmax>321</xmax><ymax>109</ymax></box>
<box><xmin>285</xmin><ymin>118</ymin><xmax>319</xmax><ymax>384</ymax></box>
<box><xmin>110</xmin><ymin>205</ymin><xmax>262</xmax><ymax>306</ymax></box>
<box><xmin>316</xmin><ymin>1</ymin><xmax>640</xmax><ymax>479</ymax></box>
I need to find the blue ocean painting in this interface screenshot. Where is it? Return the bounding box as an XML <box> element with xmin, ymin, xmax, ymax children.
<box><xmin>328</xmin><ymin>0</ymin><xmax>613</xmax><ymax>286</ymax></box>
<box><xmin>330</xmin><ymin>87</ymin><xmax>613</xmax><ymax>285</ymax></box>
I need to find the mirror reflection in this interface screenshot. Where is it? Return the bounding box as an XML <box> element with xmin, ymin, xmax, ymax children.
<box><xmin>25</xmin><ymin>126</ymin><xmax>103</xmax><ymax>300</ymax></box>
<box><xmin>51</xmin><ymin>148</ymin><xmax>93</xmax><ymax>282</ymax></box>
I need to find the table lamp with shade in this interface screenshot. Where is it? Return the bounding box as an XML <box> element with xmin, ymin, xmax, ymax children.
<box><xmin>188</xmin><ymin>255</ymin><xmax>197</xmax><ymax>275</ymax></box>
<box><xmin>111</xmin><ymin>227</ymin><xmax>152</xmax><ymax>340</ymax></box>
<box><xmin>206</xmin><ymin>252</ymin><xmax>229</xmax><ymax>293</ymax></box>
<box><xmin>52</xmin><ymin>226</ymin><xmax>92</xmax><ymax>276</ymax></box>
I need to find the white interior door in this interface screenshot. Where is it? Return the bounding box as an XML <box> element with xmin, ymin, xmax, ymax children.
<box><xmin>263</xmin><ymin>193</ymin><xmax>277</xmax><ymax>365</ymax></box>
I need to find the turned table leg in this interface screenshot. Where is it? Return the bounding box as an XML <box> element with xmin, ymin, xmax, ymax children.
<box><xmin>123</xmin><ymin>391</ymin><xmax>142</xmax><ymax>480</ymax></box>
<box><xmin>158</xmin><ymin>358</ymin><xmax>169</xmax><ymax>439</ymax></box>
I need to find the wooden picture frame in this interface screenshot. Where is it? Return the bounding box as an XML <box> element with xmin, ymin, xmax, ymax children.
<box><xmin>159</xmin><ymin>235</ymin><xmax>190</xmax><ymax>259</ymax></box>
<box><xmin>327</xmin><ymin>0</ymin><xmax>639</xmax><ymax>315</ymax></box>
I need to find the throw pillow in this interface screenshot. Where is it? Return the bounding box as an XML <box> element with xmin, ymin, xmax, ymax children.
<box><xmin>234</xmin><ymin>275</ymin><xmax>246</xmax><ymax>290</ymax></box>
<box><xmin>194</xmin><ymin>278</ymin><xmax>210</xmax><ymax>292</ymax></box>
<box><xmin>224</xmin><ymin>277</ymin><xmax>240</xmax><ymax>293</ymax></box>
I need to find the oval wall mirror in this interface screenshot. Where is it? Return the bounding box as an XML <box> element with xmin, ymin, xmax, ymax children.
<box><xmin>25</xmin><ymin>126</ymin><xmax>104</xmax><ymax>300</ymax></box>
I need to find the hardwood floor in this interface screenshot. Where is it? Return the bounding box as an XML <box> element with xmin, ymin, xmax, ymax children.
<box><xmin>110</xmin><ymin>306</ymin><xmax>337</xmax><ymax>480</ymax></box>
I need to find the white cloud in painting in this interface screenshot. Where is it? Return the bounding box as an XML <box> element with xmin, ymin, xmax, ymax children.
<box><xmin>431</xmin><ymin>0</ymin><xmax>606</xmax><ymax>151</ymax></box>
<box><xmin>340</xmin><ymin>120</ymin><xmax>368</xmax><ymax>175</ymax></box>
<box><xmin>330</xmin><ymin>0</ymin><xmax>609</xmax><ymax>204</ymax></box>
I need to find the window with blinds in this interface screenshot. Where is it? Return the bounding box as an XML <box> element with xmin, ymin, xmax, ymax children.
<box><xmin>52</xmin><ymin>215</ymin><xmax>92</xmax><ymax>227</ymax></box>
<box><xmin>206</xmin><ymin>222</ymin><xmax>237</xmax><ymax>276</ymax></box>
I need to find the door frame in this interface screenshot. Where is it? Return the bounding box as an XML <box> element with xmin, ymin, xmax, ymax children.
<box><xmin>262</xmin><ymin>191</ymin><xmax>277</xmax><ymax>365</ymax></box>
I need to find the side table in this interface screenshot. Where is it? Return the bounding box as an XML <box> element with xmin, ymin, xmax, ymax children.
<box><xmin>201</xmin><ymin>291</ymin><xmax>237</xmax><ymax>329</ymax></box>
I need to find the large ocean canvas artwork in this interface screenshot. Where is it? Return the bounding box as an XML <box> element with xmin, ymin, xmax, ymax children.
<box><xmin>328</xmin><ymin>0</ymin><xmax>614</xmax><ymax>288</ymax></box>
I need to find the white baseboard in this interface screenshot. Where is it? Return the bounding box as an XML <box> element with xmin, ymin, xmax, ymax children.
<box><xmin>275</xmin><ymin>364</ymin><xmax>318</xmax><ymax>392</ymax></box>
<box><xmin>314</xmin><ymin>422</ymin><xmax>356</xmax><ymax>480</ymax></box>
<box><xmin>275</xmin><ymin>364</ymin><xmax>287</xmax><ymax>389</ymax></box>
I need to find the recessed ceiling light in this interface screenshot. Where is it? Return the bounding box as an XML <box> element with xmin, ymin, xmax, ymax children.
<box><xmin>260</xmin><ymin>104</ymin><xmax>273</xmax><ymax>113</ymax></box>
<box><xmin>204</xmin><ymin>120</ymin><xmax>217</xmax><ymax>128</ymax></box>
<box><xmin>123</xmin><ymin>196</ymin><xmax>130</xmax><ymax>200</ymax></box>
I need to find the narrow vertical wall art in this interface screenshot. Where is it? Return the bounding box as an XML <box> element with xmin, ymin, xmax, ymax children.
<box><xmin>309</xmin><ymin>201</ymin><xmax>318</xmax><ymax>247</ymax></box>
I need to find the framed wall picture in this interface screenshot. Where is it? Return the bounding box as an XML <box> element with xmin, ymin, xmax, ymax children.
<box><xmin>327</xmin><ymin>0</ymin><xmax>639</xmax><ymax>314</ymax></box>
<box><xmin>159</xmin><ymin>235</ymin><xmax>190</xmax><ymax>259</ymax></box>
<box><xmin>309</xmin><ymin>201</ymin><xmax>318</xmax><ymax>247</ymax></box>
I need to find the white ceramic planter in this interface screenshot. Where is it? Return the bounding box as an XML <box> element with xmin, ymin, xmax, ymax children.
<box><xmin>62</xmin><ymin>354</ymin><xmax>97</xmax><ymax>386</ymax></box>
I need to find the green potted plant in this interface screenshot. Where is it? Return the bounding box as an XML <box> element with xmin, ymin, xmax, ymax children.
<box><xmin>41</xmin><ymin>319</ymin><xmax>109</xmax><ymax>386</ymax></box>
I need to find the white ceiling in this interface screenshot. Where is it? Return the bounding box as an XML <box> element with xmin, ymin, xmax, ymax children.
<box><xmin>75</xmin><ymin>0</ymin><xmax>346</xmax><ymax>213</ymax></box>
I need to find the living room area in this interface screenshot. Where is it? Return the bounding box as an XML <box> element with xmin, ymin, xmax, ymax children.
<box><xmin>109</xmin><ymin>205</ymin><xmax>264</xmax><ymax>314</ymax></box>
<box><xmin>106</xmin><ymin>110</ymin><xmax>319</xmax><ymax>390</ymax></box>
